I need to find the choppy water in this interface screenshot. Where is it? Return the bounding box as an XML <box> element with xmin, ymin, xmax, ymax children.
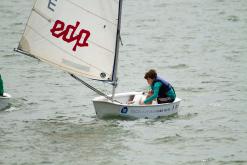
<box><xmin>1</xmin><ymin>0</ymin><xmax>247</xmax><ymax>164</ymax></box>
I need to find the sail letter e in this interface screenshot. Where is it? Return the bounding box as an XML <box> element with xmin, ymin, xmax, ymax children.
<box><xmin>50</xmin><ymin>20</ymin><xmax>65</xmax><ymax>38</ymax></box>
<box><xmin>50</xmin><ymin>20</ymin><xmax>90</xmax><ymax>52</ymax></box>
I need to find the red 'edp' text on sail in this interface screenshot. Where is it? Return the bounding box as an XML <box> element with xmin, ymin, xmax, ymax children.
<box><xmin>50</xmin><ymin>20</ymin><xmax>91</xmax><ymax>52</ymax></box>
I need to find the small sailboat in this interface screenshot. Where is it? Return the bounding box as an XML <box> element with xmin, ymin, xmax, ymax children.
<box><xmin>15</xmin><ymin>0</ymin><xmax>181</xmax><ymax>119</ymax></box>
<box><xmin>0</xmin><ymin>75</ymin><xmax>11</xmax><ymax>110</ymax></box>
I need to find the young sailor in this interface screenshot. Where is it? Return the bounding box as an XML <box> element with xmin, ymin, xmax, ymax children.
<box><xmin>140</xmin><ymin>69</ymin><xmax>176</xmax><ymax>104</ymax></box>
<box><xmin>0</xmin><ymin>74</ymin><xmax>4</xmax><ymax>96</ymax></box>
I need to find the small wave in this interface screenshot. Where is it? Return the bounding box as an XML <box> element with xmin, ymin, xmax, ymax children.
<box><xmin>201</xmin><ymin>81</ymin><xmax>217</xmax><ymax>84</ymax></box>
<box><xmin>40</xmin><ymin>99</ymin><xmax>55</xmax><ymax>103</ymax></box>
<box><xmin>0</xmin><ymin>97</ymin><xmax>30</xmax><ymax>112</ymax></box>
<box><xmin>180</xmin><ymin>87</ymin><xmax>205</xmax><ymax>93</ymax></box>
<box><xmin>218</xmin><ymin>11</ymin><xmax>226</xmax><ymax>15</ymax></box>
<box><xmin>154</xmin><ymin>134</ymin><xmax>184</xmax><ymax>144</ymax></box>
<box><xmin>218</xmin><ymin>160</ymin><xmax>247</xmax><ymax>165</ymax></box>
<box><xmin>4</xmin><ymin>106</ymin><xmax>17</xmax><ymax>112</ymax></box>
<box><xmin>154</xmin><ymin>3</ymin><xmax>168</xmax><ymax>8</ymax></box>
<box><xmin>227</xmin><ymin>15</ymin><xmax>239</xmax><ymax>22</ymax></box>
<box><xmin>2</xmin><ymin>53</ymin><xmax>18</xmax><ymax>58</ymax></box>
<box><xmin>204</xmin><ymin>137</ymin><xmax>237</xmax><ymax>143</ymax></box>
<box><xmin>168</xmin><ymin>64</ymin><xmax>189</xmax><ymax>69</ymax></box>
<box><xmin>184</xmin><ymin>158</ymin><xmax>215</xmax><ymax>164</ymax></box>
<box><xmin>199</xmin><ymin>73</ymin><xmax>211</xmax><ymax>77</ymax></box>
<box><xmin>178</xmin><ymin>112</ymin><xmax>199</xmax><ymax>120</ymax></box>
<box><xmin>11</xmin><ymin>22</ymin><xmax>23</xmax><ymax>26</ymax></box>
<box><xmin>224</xmin><ymin>55</ymin><xmax>241</xmax><ymax>62</ymax></box>
<box><xmin>125</xmin><ymin>44</ymin><xmax>136</xmax><ymax>47</ymax></box>
<box><xmin>0</xmin><ymin>103</ymin><xmax>11</xmax><ymax>111</ymax></box>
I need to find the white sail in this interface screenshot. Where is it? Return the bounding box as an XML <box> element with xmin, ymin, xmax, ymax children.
<box><xmin>18</xmin><ymin>0</ymin><xmax>120</xmax><ymax>81</ymax></box>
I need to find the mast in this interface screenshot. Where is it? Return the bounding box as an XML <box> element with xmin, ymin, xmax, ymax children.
<box><xmin>111</xmin><ymin>0</ymin><xmax>123</xmax><ymax>100</ymax></box>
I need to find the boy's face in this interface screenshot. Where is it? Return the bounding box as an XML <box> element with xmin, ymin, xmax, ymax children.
<box><xmin>146</xmin><ymin>78</ymin><xmax>153</xmax><ymax>85</ymax></box>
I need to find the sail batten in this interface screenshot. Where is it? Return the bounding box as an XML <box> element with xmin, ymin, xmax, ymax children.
<box><xmin>32</xmin><ymin>8</ymin><xmax>52</xmax><ymax>23</ymax></box>
<box><xmin>16</xmin><ymin>47</ymin><xmax>110</xmax><ymax>81</ymax></box>
<box><xmin>18</xmin><ymin>0</ymin><xmax>120</xmax><ymax>81</ymax></box>
<box><xmin>67</xmin><ymin>0</ymin><xmax>117</xmax><ymax>26</ymax></box>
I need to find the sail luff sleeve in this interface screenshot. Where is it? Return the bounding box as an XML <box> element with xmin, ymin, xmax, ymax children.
<box><xmin>112</xmin><ymin>0</ymin><xmax>123</xmax><ymax>84</ymax></box>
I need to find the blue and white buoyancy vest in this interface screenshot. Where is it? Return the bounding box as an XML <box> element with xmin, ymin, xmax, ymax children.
<box><xmin>151</xmin><ymin>76</ymin><xmax>173</xmax><ymax>98</ymax></box>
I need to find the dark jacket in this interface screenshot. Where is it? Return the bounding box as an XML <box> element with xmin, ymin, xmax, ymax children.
<box><xmin>151</xmin><ymin>76</ymin><xmax>173</xmax><ymax>98</ymax></box>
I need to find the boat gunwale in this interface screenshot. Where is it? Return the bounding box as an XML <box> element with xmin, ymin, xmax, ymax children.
<box><xmin>92</xmin><ymin>92</ymin><xmax>181</xmax><ymax>107</ymax></box>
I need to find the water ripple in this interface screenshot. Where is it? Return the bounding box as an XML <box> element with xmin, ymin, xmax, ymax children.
<box><xmin>168</xmin><ymin>64</ymin><xmax>189</xmax><ymax>69</ymax></box>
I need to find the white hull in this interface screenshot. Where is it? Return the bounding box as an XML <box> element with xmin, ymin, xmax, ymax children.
<box><xmin>93</xmin><ymin>92</ymin><xmax>181</xmax><ymax>119</ymax></box>
<box><xmin>0</xmin><ymin>93</ymin><xmax>11</xmax><ymax>111</ymax></box>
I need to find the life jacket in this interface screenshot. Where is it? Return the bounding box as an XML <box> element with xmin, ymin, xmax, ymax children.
<box><xmin>151</xmin><ymin>76</ymin><xmax>172</xmax><ymax>98</ymax></box>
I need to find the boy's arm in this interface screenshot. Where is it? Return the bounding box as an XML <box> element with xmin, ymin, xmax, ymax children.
<box><xmin>144</xmin><ymin>82</ymin><xmax>161</xmax><ymax>104</ymax></box>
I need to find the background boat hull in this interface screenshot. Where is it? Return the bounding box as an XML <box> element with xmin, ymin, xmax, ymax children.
<box><xmin>0</xmin><ymin>93</ymin><xmax>11</xmax><ymax>111</ymax></box>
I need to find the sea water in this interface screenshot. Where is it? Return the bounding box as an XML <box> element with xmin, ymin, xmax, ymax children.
<box><xmin>0</xmin><ymin>0</ymin><xmax>247</xmax><ymax>164</ymax></box>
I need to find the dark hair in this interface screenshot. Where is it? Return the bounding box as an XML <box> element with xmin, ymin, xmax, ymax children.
<box><xmin>144</xmin><ymin>69</ymin><xmax>157</xmax><ymax>79</ymax></box>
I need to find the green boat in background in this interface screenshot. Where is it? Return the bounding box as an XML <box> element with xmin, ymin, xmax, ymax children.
<box><xmin>0</xmin><ymin>74</ymin><xmax>11</xmax><ymax>110</ymax></box>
